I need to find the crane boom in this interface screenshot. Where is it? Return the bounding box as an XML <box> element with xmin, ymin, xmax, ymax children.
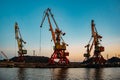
<box><xmin>91</xmin><ymin>20</ymin><xmax>102</xmax><ymax>45</ymax></box>
<box><xmin>48</xmin><ymin>8</ymin><xmax>59</xmax><ymax>30</ymax></box>
<box><xmin>91</xmin><ymin>20</ymin><xmax>98</xmax><ymax>44</ymax></box>
<box><xmin>40</xmin><ymin>8</ymin><xmax>56</xmax><ymax>44</ymax></box>
<box><xmin>1</xmin><ymin>51</ymin><xmax>9</xmax><ymax>61</ymax></box>
<box><xmin>47</xmin><ymin>13</ymin><xmax>56</xmax><ymax>44</ymax></box>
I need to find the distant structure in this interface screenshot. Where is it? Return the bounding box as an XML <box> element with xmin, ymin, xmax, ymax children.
<box><xmin>118</xmin><ymin>54</ymin><xmax>120</xmax><ymax>58</ymax></box>
<box><xmin>107</xmin><ymin>54</ymin><xmax>109</xmax><ymax>60</ymax></box>
<box><xmin>14</xmin><ymin>22</ymin><xmax>27</xmax><ymax>62</ymax></box>
<box><xmin>83</xmin><ymin>20</ymin><xmax>106</xmax><ymax>65</ymax></box>
<box><xmin>40</xmin><ymin>8</ymin><xmax>69</xmax><ymax>65</ymax></box>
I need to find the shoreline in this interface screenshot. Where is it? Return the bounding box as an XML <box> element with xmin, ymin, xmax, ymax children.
<box><xmin>0</xmin><ymin>62</ymin><xmax>120</xmax><ymax>68</ymax></box>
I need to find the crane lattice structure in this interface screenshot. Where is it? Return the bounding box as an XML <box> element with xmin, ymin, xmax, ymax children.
<box><xmin>40</xmin><ymin>8</ymin><xmax>69</xmax><ymax>65</ymax></box>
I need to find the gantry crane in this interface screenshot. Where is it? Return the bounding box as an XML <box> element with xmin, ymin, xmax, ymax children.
<box><xmin>40</xmin><ymin>8</ymin><xmax>69</xmax><ymax>64</ymax></box>
<box><xmin>84</xmin><ymin>20</ymin><xmax>106</xmax><ymax>65</ymax></box>
<box><xmin>1</xmin><ymin>51</ymin><xmax>9</xmax><ymax>61</ymax></box>
<box><xmin>15</xmin><ymin>22</ymin><xmax>27</xmax><ymax>62</ymax></box>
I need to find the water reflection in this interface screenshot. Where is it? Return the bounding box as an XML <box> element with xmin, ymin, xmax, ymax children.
<box><xmin>84</xmin><ymin>68</ymin><xmax>91</xmax><ymax>79</ymax></box>
<box><xmin>0</xmin><ymin>68</ymin><xmax>120</xmax><ymax>80</ymax></box>
<box><xmin>85</xmin><ymin>68</ymin><xmax>104</xmax><ymax>80</ymax></box>
<box><xmin>17</xmin><ymin>68</ymin><xmax>26</xmax><ymax>80</ymax></box>
<box><xmin>94</xmin><ymin>68</ymin><xmax>103</xmax><ymax>80</ymax></box>
<box><xmin>51</xmin><ymin>68</ymin><xmax>68</xmax><ymax>80</ymax></box>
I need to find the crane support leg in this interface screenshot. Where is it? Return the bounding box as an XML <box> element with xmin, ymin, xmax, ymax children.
<box><xmin>17</xmin><ymin>53</ymin><xmax>24</xmax><ymax>62</ymax></box>
<box><xmin>49</xmin><ymin>50</ymin><xmax>69</xmax><ymax>64</ymax></box>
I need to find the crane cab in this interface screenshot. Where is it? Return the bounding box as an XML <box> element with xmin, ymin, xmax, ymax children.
<box><xmin>18</xmin><ymin>50</ymin><xmax>27</xmax><ymax>54</ymax></box>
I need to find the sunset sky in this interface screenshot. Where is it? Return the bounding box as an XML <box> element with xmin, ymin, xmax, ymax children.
<box><xmin>0</xmin><ymin>0</ymin><xmax>120</xmax><ymax>61</ymax></box>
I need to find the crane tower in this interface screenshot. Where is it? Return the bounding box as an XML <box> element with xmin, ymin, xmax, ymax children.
<box><xmin>40</xmin><ymin>8</ymin><xmax>69</xmax><ymax>65</ymax></box>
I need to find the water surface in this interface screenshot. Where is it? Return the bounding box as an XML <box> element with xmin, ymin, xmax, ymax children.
<box><xmin>0</xmin><ymin>68</ymin><xmax>120</xmax><ymax>80</ymax></box>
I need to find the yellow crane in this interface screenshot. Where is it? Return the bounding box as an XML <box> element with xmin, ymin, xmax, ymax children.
<box><xmin>40</xmin><ymin>8</ymin><xmax>69</xmax><ymax>64</ymax></box>
<box><xmin>14</xmin><ymin>22</ymin><xmax>27</xmax><ymax>62</ymax></box>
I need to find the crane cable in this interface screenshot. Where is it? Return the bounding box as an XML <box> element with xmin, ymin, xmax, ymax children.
<box><xmin>14</xmin><ymin>26</ymin><xmax>17</xmax><ymax>57</ymax></box>
<box><xmin>15</xmin><ymin>38</ymin><xmax>17</xmax><ymax>57</ymax></box>
<box><xmin>39</xmin><ymin>10</ymin><xmax>47</xmax><ymax>56</ymax></box>
<box><xmin>39</xmin><ymin>26</ymin><xmax>42</xmax><ymax>56</ymax></box>
<box><xmin>88</xmin><ymin>36</ymin><xmax>92</xmax><ymax>45</ymax></box>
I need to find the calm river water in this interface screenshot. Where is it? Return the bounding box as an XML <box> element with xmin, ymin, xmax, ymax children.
<box><xmin>0</xmin><ymin>68</ymin><xmax>120</xmax><ymax>80</ymax></box>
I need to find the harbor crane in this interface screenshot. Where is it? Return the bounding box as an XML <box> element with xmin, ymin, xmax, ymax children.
<box><xmin>1</xmin><ymin>51</ymin><xmax>9</xmax><ymax>61</ymax></box>
<box><xmin>40</xmin><ymin>8</ymin><xmax>69</xmax><ymax>64</ymax></box>
<box><xmin>84</xmin><ymin>20</ymin><xmax>106</xmax><ymax>65</ymax></box>
<box><xmin>14</xmin><ymin>22</ymin><xmax>27</xmax><ymax>62</ymax></box>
